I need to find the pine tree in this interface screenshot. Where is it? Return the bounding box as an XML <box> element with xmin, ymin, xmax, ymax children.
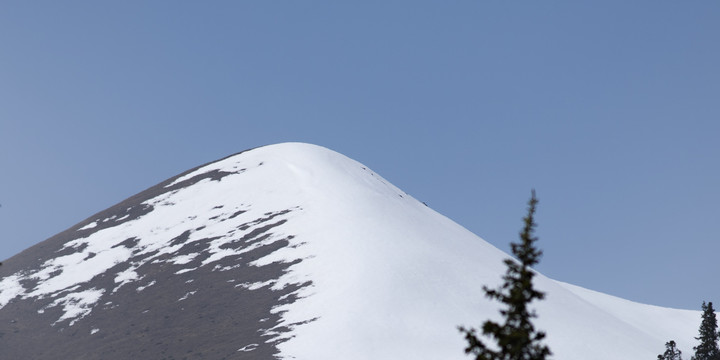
<box><xmin>692</xmin><ymin>301</ymin><xmax>720</xmax><ymax>360</ymax></box>
<box><xmin>658</xmin><ymin>340</ymin><xmax>683</xmax><ymax>360</ymax></box>
<box><xmin>459</xmin><ymin>190</ymin><xmax>551</xmax><ymax>360</ymax></box>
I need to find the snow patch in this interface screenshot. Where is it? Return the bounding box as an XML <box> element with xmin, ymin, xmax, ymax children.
<box><xmin>136</xmin><ymin>280</ymin><xmax>156</xmax><ymax>292</ymax></box>
<box><xmin>170</xmin><ymin>254</ymin><xmax>196</xmax><ymax>265</ymax></box>
<box><xmin>237</xmin><ymin>344</ymin><xmax>258</xmax><ymax>352</ymax></box>
<box><xmin>113</xmin><ymin>267</ymin><xmax>140</xmax><ymax>292</ymax></box>
<box><xmin>0</xmin><ymin>275</ymin><xmax>24</xmax><ymax>308</ymax></box>
<box><xmin>78</xmin><ymin>222</ymin><xmax>98</xmax><ymax>231</ymax></box>
<box><xmin>235</xmin><ymin>280</ymin><xmax>275</xmax><ymax>291</ymax></box>
<box><xmin>48</xmin><ymin>288</ymin><xmax>105</xmax><ymax>326</ymax></box>
<box><xmin>177</xmin><ymin>291</ymin><xmax>197</xmax><ymax>301</ymax></box>
<box><xmin>175</xmin><ymin>268</ymin><xmax>197</xmax><ymax>275</ymax></box>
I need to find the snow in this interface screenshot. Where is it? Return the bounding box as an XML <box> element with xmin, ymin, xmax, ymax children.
<box><xmin>78</xmin><ymin>221</ymin><xmax>98</xmax><ymax>231</ymax></box>
<box><xmin>136</xmin><ymin>280</ymin><xmax>156</xmax><ymax>292</ymax></box>
<box><xmin>177</xmin><ymin>291</ymin><xmax>197</xmax><ymax>301</ymax></box>
<box><xmin>236</xmin><ymin>280</ymin><xmax>275</xmax><ymax>291</ymax></box>
<box><xmin>170</xmin><ymin>254</ymin><xmax>196</xmax><ymax>265</ymax></box>
<box><xmin>0</xmin><ymin>275</ymin><xmax>24</xmax><ymax>307</ymax></box>
<box><xmin>114</xmin><ymin>268</ymin><xmax>139</xmax><ymax>283</ymax></box>
<box><xmin>0</xmin><ymin>142</ymin><xmax>705</xmax><ymax>358</ymax></box>
<box><xmin>174</xmin><ymin>267</ymin><xmax>197</xmax><ymax>275</ymax></box>
<box><xmin>113</xmin><ymin>267</ymin><xmax>140</xmax><ymax>292</ymax></box>
<box><xmin>237</xmin><ymin>344</ymin><xmax>258</xmax><ymax>352</ymax></box>
<box><xmin>219</xmin><ymin>143</ymin><xmax>701</xmax><ymax>359</ymax></box>
<box><xmin>47</xmin><ymin>288</ymin><xmax>105</xmax><ymax>326</ymax></box>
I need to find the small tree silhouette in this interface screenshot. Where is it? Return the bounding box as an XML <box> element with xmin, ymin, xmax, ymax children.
<box><xmin>459</xmin><ymin>190</ymin><xmax>551</xmax><ymax>360</ymax></box>
<box><xmin>692</xmin><ymin>301</ymin><xmax>720</xmax><ymax>360</ymax></box>
<box><xmin>658</xmin><ymin>340</ymin><xmax>683</xmax><ymax>360</ymax></box>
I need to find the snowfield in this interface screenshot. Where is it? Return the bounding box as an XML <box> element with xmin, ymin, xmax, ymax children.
<box><xmin>0</xmin><ymin>142</ymin><xmax>702</xmax><ymax>359</ymax></box>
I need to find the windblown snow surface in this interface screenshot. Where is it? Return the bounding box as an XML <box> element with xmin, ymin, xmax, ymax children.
<box><xmin>0</xmin><ymin>143</ymin><xmax>701</xmax><ymax>359</ymax></box>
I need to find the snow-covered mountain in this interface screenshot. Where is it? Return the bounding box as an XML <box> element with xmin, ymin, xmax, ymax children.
<box><xmin>0</xmin><ymin>143</ymin><xmax>700</xmax><ymax>359</ymax></box>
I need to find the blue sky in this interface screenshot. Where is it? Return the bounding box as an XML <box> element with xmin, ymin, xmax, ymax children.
<box><xmin>1</xmin><ymin>1</ymin><xmax>718</xmax><ymax>310</ymax></box>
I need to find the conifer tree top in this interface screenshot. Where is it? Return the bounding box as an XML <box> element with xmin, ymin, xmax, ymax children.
<box><xmin>692</xmin><ymin>301</ymin><xmax>720</xmax><ymax>360</ymax></box>
<box><xmin>460</xmin><ymin>190</ymin><xmax>551</xmax><ymax>360</ymax></box>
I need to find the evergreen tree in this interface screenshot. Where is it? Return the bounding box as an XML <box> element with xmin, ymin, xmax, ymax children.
<box><xmin>658</xmin><ymin>340</ymin><xmax>683</xmax><ymax>360</ymax></box>
<box><xmin>692</xmin><ymin>301</ymin><xmax>720</xmax><ymax>360</ymax></box>
<box><xmin>459</xmin><ymin>190</ymin><xmax>551</xmax><ymax>360</ymax></box>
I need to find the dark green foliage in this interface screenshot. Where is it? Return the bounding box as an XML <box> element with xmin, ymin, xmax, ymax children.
<box><xmin>658</xmin><ymin>340</ymin><xmax>683</xmax><ymax>360</ymax></box>
<box><xmin>459</xmin><ymin>190</ymin><xmax>551</xmax><ymax>360</ymax></box>
<box><xmin>692</xmin><ymin>302</ymin><xmax>720</xmax><ymax>360</ymax></box>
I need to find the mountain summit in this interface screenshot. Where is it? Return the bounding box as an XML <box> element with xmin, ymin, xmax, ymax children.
<box><xmin>0</xmin><ymin>143</ymin><xmax>700</xmax><ymax>359</ymax></box>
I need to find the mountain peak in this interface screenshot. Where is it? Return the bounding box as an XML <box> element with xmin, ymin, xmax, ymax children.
<box><xmin>0</xmin><ymin>143</ymin><xmax>701</xmax><ymax>359</ymax></box>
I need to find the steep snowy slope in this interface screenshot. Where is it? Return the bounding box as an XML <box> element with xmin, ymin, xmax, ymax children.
<box><xmin>0</xmin><ymin>143</ymin><xmax>700</xmax><ymax>359</ymax></box>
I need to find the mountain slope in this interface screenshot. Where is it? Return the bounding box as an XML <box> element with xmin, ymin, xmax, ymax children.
<box><xmin>0</xmin><ymin>143</ymin><xmax>700</xmax><ymax>359</ymax></box>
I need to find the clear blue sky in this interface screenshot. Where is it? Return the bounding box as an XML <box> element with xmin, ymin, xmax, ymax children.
<box><xmin>1</xmin><ymin>1</ymin><xmax>718</xmax><ymax>310</ymax></box>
